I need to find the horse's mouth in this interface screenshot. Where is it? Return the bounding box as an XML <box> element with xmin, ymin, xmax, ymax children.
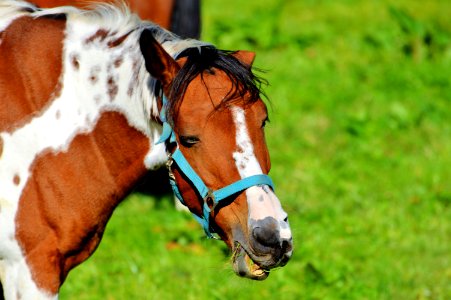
<box><xmin>232</xmin><ymin>242</ymin><xmax>269</xmax><ymax>280</ymax></box>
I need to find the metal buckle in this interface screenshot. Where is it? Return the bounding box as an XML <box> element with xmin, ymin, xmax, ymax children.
<box><xmin>203</xmin><ymin>190</ymin><xmax>221</xmax><ymax>240</ymax></box>
<box><xmin>204</xmin><ymin>190</ymin><xmax>217</xmax><ymax>210</ymax></box>
<box><xmin>166</xmin><ymin>154</ymin><xmax>176</xmax><ymax>181</ymax></box>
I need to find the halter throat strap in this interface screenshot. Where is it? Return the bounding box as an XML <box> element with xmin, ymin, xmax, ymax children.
<box><xmin>156</xmin><ymin>96</ymin><xmax>274</xmax><ymax>238</ymax></box>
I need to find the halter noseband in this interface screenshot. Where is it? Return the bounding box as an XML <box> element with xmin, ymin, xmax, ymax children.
<box><xmin>156</xmin><ymin>96</ymin><xmax>274</xmax><ymax>238</ymax></box>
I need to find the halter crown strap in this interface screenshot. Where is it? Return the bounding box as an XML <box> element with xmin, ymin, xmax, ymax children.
<box><xmin>156</xmin><ymin>98</ymin><xmax>175</xmax><ymax>144</ymax></box>
<box><xmin>156</xmin><ymin>96</ymin><xmax>275</xmax><ymax>238</ymax></box>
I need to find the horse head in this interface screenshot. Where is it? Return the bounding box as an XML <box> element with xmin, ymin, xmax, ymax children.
<box><xmin>140</xmin><ymin>29</ymin><xmax>293</xmax><ymax>279</ymax></box>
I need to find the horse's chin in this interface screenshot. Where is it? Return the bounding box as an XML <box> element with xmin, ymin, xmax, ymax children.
<box><xmin>232</xmin><ymin>242</ymin><xmax>269</xmax><ymax>280</ymax></box>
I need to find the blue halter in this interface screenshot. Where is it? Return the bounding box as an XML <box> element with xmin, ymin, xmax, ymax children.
<box><xmin>156</xmin><ymin>96</ymin><xmax>275</xmax><ymax>238</ymax></box>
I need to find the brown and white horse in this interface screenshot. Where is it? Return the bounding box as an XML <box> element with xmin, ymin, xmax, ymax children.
<box><xmin>29</xmin><ymin>0</ymin><xmax>201</xmax><ymax>38</ymax></box>
<box><xmin>0</xmin><ymin>1</ymin><xmax>292</xmax><ymax>299</ymax></box>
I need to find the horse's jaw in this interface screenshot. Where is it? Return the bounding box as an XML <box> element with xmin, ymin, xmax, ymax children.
<box><xmin>232</xmin><ymin>242</ymin><xmax>269</xmax><ymax>280</ymax></box>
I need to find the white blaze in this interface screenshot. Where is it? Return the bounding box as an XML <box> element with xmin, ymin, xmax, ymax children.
<box><xmin>231</xmin><ymin>107</ymin><xmax>291</xmax><ymax>240</ymax></box>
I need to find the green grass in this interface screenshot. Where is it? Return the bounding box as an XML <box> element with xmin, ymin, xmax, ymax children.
<box><xmin>60</xmin><ymin>0</ymin><xmax>450</xmax><ymax>299</ymax></box>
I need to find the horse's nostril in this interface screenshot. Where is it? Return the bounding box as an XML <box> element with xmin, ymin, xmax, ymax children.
<box><xmin>281</xmin><ymin>239</ymin><xmax>292</xmax><ymax>252</ymax></box>
<box><xmin>252</xmin><ymin>226</ymin><xmax>280</xmax><ymax>247</ymax></box>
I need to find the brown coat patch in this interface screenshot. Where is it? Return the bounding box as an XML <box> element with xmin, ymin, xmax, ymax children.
<box><xmin>0</xmin><ymin>16</ymin><xmax>65</xmax><ymax>132</ymax></box>
<box><xmin>108</xmin><ymin>33</ymin><xmax>131</xmax><ymax>48</ymax></box>
<box><xmin>89</xmin><ymin>66</ymin><xmax>101</xmax><ymax>84</ymax></box>
<box><xmin>84</xmin><ymin>29</ymin><xmax>108</xmax><ymax>45</ymax></box>
<box><xmin>113</xmin><ymin>57</ymin><xmax>123</xmax><ymax>68</ymax></box>
<box><xmin>13</xmin><ymin>174</ymin><xmax>21</xmax><ymax>185</ymax></box>
<box><xmin>70</xmin><ymin>53</ymin><xmax>80</xmax><ymax>70</ymax></box>
<box><xmin>15</xmin><ymin>112</ymin><xmax>150</xmax><ymax>293</ymax></box>
<box><xmin>107</xmin><ymin>76</ymin><xmax>118</xmax><ymax>101</ymax></box>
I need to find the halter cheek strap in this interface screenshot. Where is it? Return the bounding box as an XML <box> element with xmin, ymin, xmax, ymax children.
<box><xmin>156</xmin><ymin>96</ymin><xmax>275</xmax><ymax>238</ymax></box>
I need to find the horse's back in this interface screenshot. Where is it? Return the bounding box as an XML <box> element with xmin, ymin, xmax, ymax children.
<box><xmin>28</xmin><ymin>0</ymin><xmax>201</xmax><ymax>38</ymax></box>
<box><xmin>29</xmin><ymin>0</ymin><xmax>175</xmax><ymax>28</ymax></box>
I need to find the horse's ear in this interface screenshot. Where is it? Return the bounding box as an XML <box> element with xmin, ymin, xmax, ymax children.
<box><xmin>232</xmin><ymin>50</ymin><xmax>256</xmax><ymax>67</ymax></box>
<box><xmin>139</xmin><ymin>29</ymin><xmax>179</xmax><ymax>90</ymax></box>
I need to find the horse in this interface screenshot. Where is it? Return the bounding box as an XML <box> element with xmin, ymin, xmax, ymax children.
<box><xmin>0</xmin><ymin>1</ymin><xmax>293</xmax><ymax>299</ymax></box>
<box><xmin>29</xmin><ymin>0</ymin><xmax>201</xmax><ymax>38</ymax></box>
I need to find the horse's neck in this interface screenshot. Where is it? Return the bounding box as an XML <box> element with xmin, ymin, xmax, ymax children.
<box><xmin>1</xmin><ymin>13</ymin><xmax>167</xmax><ymax>261</ymax></box>
<box><xmin>16</xmin><ymin>19</ymin><xmax>168</xmax><ymax>200</ymax></box>
<box><xmin>6</xmin><ymin>19</ymin><xmax>165</xmax><ymax>185</ymax></box>
<box><xmin>0</xmin><ymin>8</ymin><xmax>173</xmax><ymax>294</ymax></box>
<box><xmin>63</xmin><ymin>22</ymin><xmax>157</xmax><ymax>132</ymax></box>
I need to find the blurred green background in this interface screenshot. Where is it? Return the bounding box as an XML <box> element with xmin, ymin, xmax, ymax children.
<box><xmin>61</xmin><ymin>0</ymin><xmax>450</xmax><ymax>299</ymax></box>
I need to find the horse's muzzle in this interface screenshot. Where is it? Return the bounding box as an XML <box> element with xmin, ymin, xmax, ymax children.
<box><xmin>251</xmin><ymin>216</ymin><xmax>292</xmax><ymax>260</ymax></box>
<box><xmin>232</xmin><ymin>216</ymin><xmax>293</xmax><ymax>280</ymax></box>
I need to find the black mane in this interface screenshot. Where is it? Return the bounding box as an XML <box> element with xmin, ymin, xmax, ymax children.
<box><xmin>166</xmin><ymin>46</ymin><xmax>267</xmax><ymax>124</ymax></box>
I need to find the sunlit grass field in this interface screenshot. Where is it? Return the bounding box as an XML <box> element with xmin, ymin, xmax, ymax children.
<box><xmin>61</xmin><ymin>0</ymin><xmax>450</xmax><ymax>299</ymax></box>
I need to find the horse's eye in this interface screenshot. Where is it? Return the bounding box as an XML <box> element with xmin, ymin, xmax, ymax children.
<box><xmin>179</xmin><ymin>135</ymin><xmax>200</xmax><ymax>148</ymax></box>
